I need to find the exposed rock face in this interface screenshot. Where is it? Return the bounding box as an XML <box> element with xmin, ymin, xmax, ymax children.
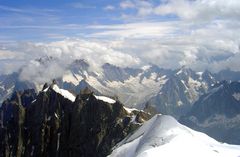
<box><xmin>0</xmin><ymin>85</ymin><xmax>150</xmax><ymax>157</ymax></box>
<box><xmin>147</xmin><ymin>68</ymin><xmax>215</xmax><ymax>119</ymax></box>
<box><xmin>0</xmin><ymin>72</ymin><xmax>36</xmax><ymax>103</ymax></box>
<box><xmin>2</xmin><ymin>59</ymin><xmax>240</xmax><ymax>120</ymax></box>
<box><xmin>179</xmin><ymin>81</ymin><xmax>240</xmax><ymax>144</ymax></box>
<box><xmin>0</xmin><ymin>89</ymin><xmax>36</xmax><ymax>157</ymax></box>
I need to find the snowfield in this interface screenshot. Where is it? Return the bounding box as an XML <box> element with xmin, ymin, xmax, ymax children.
<box><xmin>52</xmin><ymin>84</ymin><xmax>76</xmax><ymax>102</ymax></box>
<box><xmin>94</xmin><ymin>95</ymin><xmax>116</xmax><ymax>104</ymax></box>
<box><xmin>109</xmin><ymin>115</ymin><xmax>240</xmax><ymax>157</ymax></box>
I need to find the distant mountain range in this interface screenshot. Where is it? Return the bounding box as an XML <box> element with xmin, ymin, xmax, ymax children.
<box><xmin>1</xmin><ymin>58</ymin><xmax>240</xmax><ymax>156</ymax></box>
<box><xmin>180</xmin><ymin>81</ymin><xmax>240</xmax><ymax>144</ymax></box>
<box><xmin>1</xmin><ymin>58</ymin><xmax>240</xmax><ymax>119</ymax></box>
<box><xmin>1</xmin><ymin>82</ymin><xmax>240</xmax><ymax>157</ymax></box>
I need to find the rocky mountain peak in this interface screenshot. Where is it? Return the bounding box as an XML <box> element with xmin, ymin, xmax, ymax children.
<box><xmin>0</xmin><ymin>83</ymin><xmax>151</xmax><ymax>157</ymax></box>
<box><xmin>35</xmin><ymin>56</ymin><xmax>55</xmax><ymax>65</ymax></box>
<box><xmin>70</xmin><ymin>59</ymin><xmax>89</xmax><ymax>72</ymax></box>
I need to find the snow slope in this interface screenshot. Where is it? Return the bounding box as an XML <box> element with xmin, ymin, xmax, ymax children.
<box><xmin>109</xmin><ymin>115</ymin><xmax>240</xmax><ymax>157</ymax></box>
<box><xmin>94</xmin><ymin>95</ymin><xmax>116</xmax><ymax>104</ymax></box>
<box><xmin>52</xmin><ymin>84</ymin><xmax>76</xmax><ymax>102</ymax></box>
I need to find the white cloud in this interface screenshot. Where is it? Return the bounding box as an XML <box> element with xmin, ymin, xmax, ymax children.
<box><xmin>135</xmin><ymin>0</ymin><xmax>153</xmax><ymax>16</ymax></box>
<box><xmin>0</xmin><ymin>49</ymin><xmax>18</xmax><ymax>60</ymax></box>
<box><xmin>104</xmin><ymin>5</ymin><xmax>115</xmax><ymax>11</ymax></box>
<box><xmin>87</xmin><ymin>17</ymin><xmax>240</xmax><ymax>71</ymax></box>
<box><xmin>88</xmin><ymin>22</ymin><xmax>176</xmax><ymax>38</ymax></box>
<box><xmin>0</xmin><ymin>5</ymin><xmax>25</xmax><ymax>13</ymax></box>
<box><xmin>0</xmin><ymin>0</ymin><xmax>240</xmax><ymax>78</ymax></box>
<box><xmin>70</xmin><ymin>3</ymin><xmax>96</xmax><ymax>9</ymax></box>
<box><xmin>119</xmin><ymin>0</ymin><xmax>240</xmax><ymax>22</ymax></box>
<box><xmin>120</xmin><ymin>0</ymin><xmax>154</xmax><ymax>16</ymax></box>
<box><xmin>45</xmin><ymin>39</ymin><xmax>140</xmax><ymax>69</ymax></box>
<box><xmin>1</xmin><ymin>39</ymin><xmax>140</xmax><ymax>83</ymax></box>
<box><xmin>120</xmin><ymin>0</ymin><xmax>135</xmax><ymax>9</ymax></box>
<box><xmin>19</xmin><ymin>59</ymin><xmax>66</xmax><ymax>84</ymax></box>
<box><xmin>0</xmin><ymin>59</ymin><xmax>25</xmax><ymax>74</ymax></box>
<box><xmin>1</xmin><ymin>14</ymin><xmax>240</xmax><ymax>78</ymax></box>
<box><xmin>0</xmin><ymin>5</ymin><xmax>58</xmax><ymax>16</ymax></box>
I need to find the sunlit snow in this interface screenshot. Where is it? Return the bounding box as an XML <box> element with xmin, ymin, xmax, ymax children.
<box><xmin>94</xmin><ymin>95</ymin><xmax>116</xmax><ymax>104</ymax></box>
<box><xmin>52</xmin><ymin>84</ymin><xmax>76</xmax><ymax>102</ymax></box>
<box><xmin>109</xmin><ymin>115</ymin><xmax>240</xmax><ymax>157</ymax></box>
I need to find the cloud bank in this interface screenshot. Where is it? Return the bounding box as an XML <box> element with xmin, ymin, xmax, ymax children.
<box><xmin>119</xmin><ymin>0</ymin><xmax>240</xmax><ymax>21</ymax></box>
<box><xmin>0</xmin><ymin>0</ymin><xmax>240</xmax><ymax>83</ymax></box>
<box><xmin>0</xmin><ymin>39</ymin><xmax>140</xmax><ymax>83</ymax></box>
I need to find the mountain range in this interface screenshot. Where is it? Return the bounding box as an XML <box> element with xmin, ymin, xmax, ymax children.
<box><xmin>180</xmin><ymin>81</ymin><xmax>240</xmax><ymax>144</ymax></box>
<box><xmin>1</xmin><ymin>57</ymin><xmax>240</xmax><ymax>156</ymax></box>
<box><xmin>1</xmin><ymin>58</ymin><xmax>240</xmax><ymax>119</ymax></box>
<box><xmin>1</xmin><ymin>82</ymin><xmax>240</xmax><ymax>157</ymax></box>
<box><xmin>0</xmin><ymin>82</ymin><xmax>151</xmax><ymax>157</ymax></box>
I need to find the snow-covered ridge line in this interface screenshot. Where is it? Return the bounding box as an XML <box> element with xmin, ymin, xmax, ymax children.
<box><xmin>52</xmin><ymin>84</ymin><xmax>76</xmax><ymax>102</ymax></box>
<box><xmin>123</xmin><ymin>106</ymin><xmax>140</xmax><ymax>113</ymax></box>
<box><xmin>94</xmin><ymin>95</ymin><xmax>116</xmax><ymax>104</ymax></box>
<box><xmin>109</xmin><ymin>115</ymin><xmax>240</xmax><ymax>157</ymax></box>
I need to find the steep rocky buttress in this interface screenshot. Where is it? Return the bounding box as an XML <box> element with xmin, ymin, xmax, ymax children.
<box><xmin>0</xmin><ymin>83</ymin><xmax>151</xmax><ymax>157</ymax></box>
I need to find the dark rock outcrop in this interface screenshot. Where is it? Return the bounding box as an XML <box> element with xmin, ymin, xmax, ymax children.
<box><xmin>0</xmin><ymin>85</ymin><xmax>150</xmax><ymax>157</ymax></box>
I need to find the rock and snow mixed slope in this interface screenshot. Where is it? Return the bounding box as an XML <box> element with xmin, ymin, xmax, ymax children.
<box><xmin>52</xmin><ymin>84</ymin><xmax>76</xmax><ymax>102</ymax></box>
<box><xmin>1</xmin><ymin>58</ymin><xmax>240</xmax><ymax>119</ymax></box>
<box><xmin>109</xmin><ymin>115</ymin><xmax>240</xmax><ymax>157</ymax></box>
<box><xmin>60</xmin><ymin>61</ymin><xmax>171</xmax><ymax>108</ymax></box>
<box><xmin>57</xmin><ymin>63</ymin><xmax>240</xmax><ymax>119</ymax></box>
<box><xmin>60</xmin><ymin>61</ymin><xmax>217</xmax><ymax>115</ymax></box>
<box><xmin>180</xmin><ymin>81</ymin><xmax>240</xmax><ymax>144</ymax></box>
<box><xmin>143</xmin><ymin>67</ymin><xmax>216</xmax><ymax>118</ymax></box>
<box><xmin>0</xmin><ymin>83</ymin><xmax>152</xmax><ymax>157</ymax></box>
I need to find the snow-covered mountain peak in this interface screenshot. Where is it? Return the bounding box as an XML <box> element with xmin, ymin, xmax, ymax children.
<box><xmin>1</xmin><ymin>58</ymin><xmax>240</xmax><ymax>119</ymax></box>
<box><xmin>109</xmin><ymin>115</ymin><xmax>240</xmax><ymax>157</ymax></box>
<box><xmin>69</xmin><ymin>59</ymin><xmax>90</xmax><ymax>76</ymax></box>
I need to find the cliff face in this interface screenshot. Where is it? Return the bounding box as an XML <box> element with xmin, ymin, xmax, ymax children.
<box><xmin>0</xmin><ymin>89</ymin><xmax>35</xmax><ymax>157</ymax></box>
<box><xmin>0</xmin><ymin>85</ymin><xmax>150</xmax><ymax>157</ymax></box>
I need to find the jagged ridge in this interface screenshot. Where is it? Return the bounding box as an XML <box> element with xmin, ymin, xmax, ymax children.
<box><xmin>0</xmin><ymin>83</ymin><xmax>151</xmax><ymax>157</ymax></box>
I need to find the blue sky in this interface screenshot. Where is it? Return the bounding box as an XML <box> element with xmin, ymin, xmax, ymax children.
<box><xmin>0</xmin><ymin>0</ymin><xmax>166</xmax><ymax>41</ymax></box>
<box><xmin>0</xmin><ymin>0</ymin><xmax>240</xmax><ymax>75</ymax></box>
<box><xmin>0</xmin><ymin>0</ymin><xmax>120</xmax><ymax>41</ymax></box>
<box><xmin>0</xmin><ymin>0</ymin><xmax>180</xmax><ymax>42</ymax></box>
